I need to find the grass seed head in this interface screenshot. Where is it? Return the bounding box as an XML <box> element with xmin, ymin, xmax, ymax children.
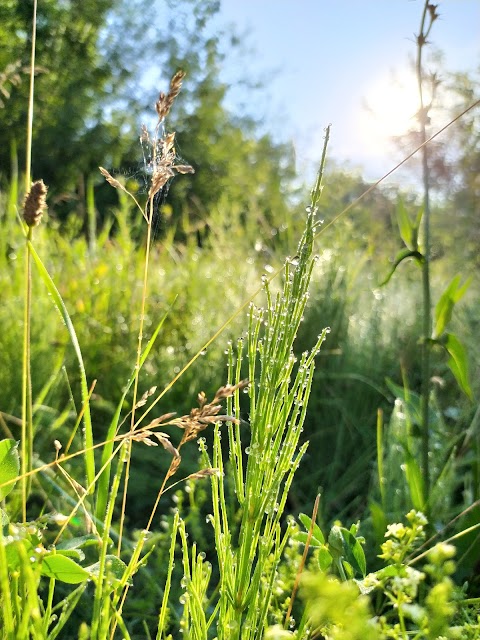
<box><xmin>155</xmin><ymin>70</ymin><xmax>186</xmax><ymax>121</ymax></box>
<box><xmin>23</xmin><ymin>179</ymin><xmax>47</xmax><ymax>227</ymax></box>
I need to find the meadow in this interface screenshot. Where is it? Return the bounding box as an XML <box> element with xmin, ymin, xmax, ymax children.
<box><xmin>1</xmin><ymin>1</ymin><xmax>480</xmax><ymax>638</ymax></box>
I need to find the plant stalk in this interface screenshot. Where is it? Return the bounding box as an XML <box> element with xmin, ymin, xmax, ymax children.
<box><xmin>416</xmin><ymin>1</ymin><xmax>434</xmax><ymax>515</ymax></box>
<box><xmin>21</xmin><ymin>0</ymin><xmax>38</xmax><ymax>521</ymax></box>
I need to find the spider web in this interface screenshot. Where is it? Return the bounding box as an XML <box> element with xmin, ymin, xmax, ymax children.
<box><xmin>139</xmin><ymin>124</ymin><xmax>190</xmax><ymax>243</ymax></box>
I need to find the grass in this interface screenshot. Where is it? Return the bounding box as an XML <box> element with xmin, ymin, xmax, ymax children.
<box><xmin>1</xmin><ymin>0</ymin><xmax>480</xmax><ymax>637</ymax></box>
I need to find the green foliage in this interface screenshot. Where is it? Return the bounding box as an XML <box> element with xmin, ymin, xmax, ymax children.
<box><xmin>1</xmin><ymin>2</ymin><xmax>479</xmax><ymax>637</ymax></box>
<box><xmin>301</xmin><ymin>572</ymin><xmax>379</xmax><ymax>640</ymax></box>
<box><xmin>172</xmin><ymin>142</ymin><xmax>330</xmax><ymax>639</ymax></box>
<box><xmin>0</xmin><ymin>439</ymin><xmax>20</xmax><ymax>501</ymax></box>
<box><xmin>0</xmin><ymin>0</ymin><xmax>130</xmax><ymax>190</ymax></box>
<box><xmin>295</xmin><ymin>515</ymin><xmax>366</xmax><ymax>580</ymax></box>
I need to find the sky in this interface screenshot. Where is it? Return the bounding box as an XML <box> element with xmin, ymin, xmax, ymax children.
<box><xmin>214</xmin><ymin>1</ymin><xmax>480</xmax><ymax>183</ymax></box>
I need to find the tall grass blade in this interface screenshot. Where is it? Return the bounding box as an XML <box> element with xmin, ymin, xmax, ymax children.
<box><xmin>95</xmin><ymin>304</ymin><xmax>174</xmax><ymax>523</ymax></box>
<box><xmin>26</xmin><ymin>240</ymin><xmax>95</xmax><ymax>491</ymax></box>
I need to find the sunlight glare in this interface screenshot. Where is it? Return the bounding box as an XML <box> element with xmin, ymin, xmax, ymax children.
<box><xmin>357</xmin><ymin>70</ymin><xmax>419</xmax><ymax>154</ymax></box>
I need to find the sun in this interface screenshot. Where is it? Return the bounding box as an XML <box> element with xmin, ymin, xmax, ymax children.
<box><xmin>357</xmin><ymin>70</ymin><xmax>420</xmax><ymax>153</ymax></box>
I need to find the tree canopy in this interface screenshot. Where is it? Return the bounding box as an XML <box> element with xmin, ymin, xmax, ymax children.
<box><xmin>0</xmin><ymin>0</ymin><xmax>302</xmax><ymax>240</ymax></box>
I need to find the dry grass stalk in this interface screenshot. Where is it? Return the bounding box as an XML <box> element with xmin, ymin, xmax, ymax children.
<box><xmin>186</xmin><ymin>468</ymin><xmax>221</xmax><ymax>480</ymax></box>
<box><xmin>130</xmin><ymin>430</ymin><xmax>180</xmax><ymax>458</ymax></box>
<box><xmin>172</xmin><ymin>379</ymin><xmax>249</xmax><ymax>446</ymax></box>
<box><xmin>23</xmin><ymin>179</ymin><xmax>47</xmax><ymax>227</ymax></box>
<box><xmin>98</xmin><ymin>166</ymin><xmax>147</xmax><ymax>221</ymax></box>
<box><xmin>132</xmin><ymin>379</ymin><xmax>248</xmax><ymax>487</ymax></box>
<box><xmin>155</xmin><ymin>70</ymin><xmax>186</xmax><ymax>121</ymax></box>
<box><xmin>147</xmin><ymin>130</ymin><xmax>194</xmax><ymax>204</ymax></box>
<box><xmin>100</xmin><ymin>70</ymin><xmax>193</xmax><ymax>222</ymax></box>
<box><xmin>134</xmin><ymin>386</ymin><xmax>157</xmax><ymax>409</ymax></box>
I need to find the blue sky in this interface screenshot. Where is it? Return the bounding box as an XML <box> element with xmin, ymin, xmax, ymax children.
<box><xmin>215</xmin><ymin>1</ymin><xmax>480</xmax><ymax>182</ymax></box>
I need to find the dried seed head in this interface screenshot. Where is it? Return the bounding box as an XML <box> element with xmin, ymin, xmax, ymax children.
<box><xmin>155</xmin><ymin>70</ymin><xmax>186</xmax><ymax>121</ymax></box>
<box><xmin>174</xmin><ymin>164</ymin><xmax>195</xmax><ymax>175</ymax></box>
<box><xmin>135</xmin><ymin>386</ymin><xmax>158</xmax><ymax>409</ymax></box>
<box><xmin>99</xmin><ymin>166</ymin><xmax>124</xmax><ymax>191</ymax></box>
<box><xmin>23</xmin><ymin>180</ymin><xmax>47</xmax><ymax>227</ymax></box>
<box><xmin>187</xmin><ymin>468</ymin><xmax>221</xmax><ymax>480</ymax></box>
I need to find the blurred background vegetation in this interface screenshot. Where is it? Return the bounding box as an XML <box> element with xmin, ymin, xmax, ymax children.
<box><xmin>1</xmin><ymin>0</ymin><xmax>479</xmax><ymax>580</ymax></box>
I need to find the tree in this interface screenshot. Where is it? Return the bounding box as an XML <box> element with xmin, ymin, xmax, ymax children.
<box><xmin>0</xmin><ymin>1</ymin><xmax>132</xmax><ymax>190</ymax></box>
<box><xmin>0</xmin><ymin>0</ymin><xmax>302</xmax><ymax>244</ymax></box>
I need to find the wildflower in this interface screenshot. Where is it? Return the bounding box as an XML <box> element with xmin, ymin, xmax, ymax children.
<box><xmin>385</xmin><ymin>522</ymin><xmax>407</xmax><ymax>540</ymax></box>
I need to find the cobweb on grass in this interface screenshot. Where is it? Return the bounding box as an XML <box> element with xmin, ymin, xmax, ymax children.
<box><xmin>140</xmin><ymin>120</ymin><xmax>194</xmax><ymax>242</ymax></box>
<box><xmin>104</xmin><ymin>123</ymin><xmax>192</xmax><ymax>243</ymax></box>
<box><xmin>101</xmin><ymin>71</ymin><xmax>194</xmax><ymax>243</ymax></box>
<box><xmin>140</xmin><ymin>122</ymin><xmax>168</xmax><ymax>240</ymax></box>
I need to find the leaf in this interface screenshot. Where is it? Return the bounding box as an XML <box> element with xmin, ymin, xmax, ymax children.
<box><xmin>340</xmin><ymin>528</ymin><xmax>366</xmax><ymax>578</ymax></box>
<box><xmin>385</xmin><ymin>379</ymin><xmax>422</xmax><ymax>426</ymax></box>
<box><xmin>56</xmin><ymin>548</ymin><xmax>85</xmax><ymax>562</ymax></box>
<box><xmin>396</xmin><ymin>198</ymin><xmax>414</xmax><ymax>249</ymax></box>
<box><xmin>380</xmin><ymin>249</ymin><xmax>423</xmax><ymax>286</ymax></box>
<box><xmin>328</xmin><ymin>525</ymin><xmax>344</xmax><ymax>556</ymax></box>
<box><xmin>295</xmin><ymin>532</ymin><xmax>321</xmax><ymax>548</ymax></box>
<box><xmin>0</xmin><ymin>507</ymin><xmax>8</xmax><ymax>526</ymax></box>
<box><xmin>0</xmin><ymin>439</ymin><xmax>20</xmax><ymax>500</ymax></box>
<box><xmin>318</xmin><ymin>546</ymin><xmax>333</xmax><ymax>572</ymax></box>
<box><xmin>412</xmin><ymin>206</ymin><xmax>424</xmax><ymax>251</ymax></box>
<box><xmin>87</xmin><ymin>555</ymin><xmax>129</xmax><ymax>584</ymax></box>
<box><xmin>433</xmin><ymin>275</ymin><xmax>471</xmax><ymax>339</ymax></box>
<box><xmin>27</xmin><ymin>241</ymin><xmax>95</xmax><ymax>491</ymax></box>
<box><xmin>298</xmin><ymin>512</ymin><xmax>325</xmax><ymax>545</ymax></box>
<box><xmin>57</xmin><ymin>534</ymin><xmax>99</xmax><ymax>551</ymax></box>
<box><xmin>41</xmin><ymin>553</ymin><xmax>90</xmax><ymax>584</ymax></box>
<box><xmin>403</xmin><ymin>448</ymin><xmax>424</xmax><ymax>511</ymax></box>
<box><xmin>444</xmin><ymin>333</ymin><xmax>472</xmax><ymax>400</ymax></box>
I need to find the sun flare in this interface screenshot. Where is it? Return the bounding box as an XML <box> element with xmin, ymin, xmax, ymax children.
<box><xmin>357</xmin><ymin>70</ymin><xmax>420</xmax><ymax>153</ymax></box>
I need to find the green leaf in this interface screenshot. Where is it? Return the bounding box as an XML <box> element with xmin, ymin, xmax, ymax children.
<box><xmin>385</xmin><ymin>379</ymin><xmax>422</xmax><ymax>426</ymax></box>
<box><xmin>27</xmin><ymin>241</ymin><xmax>95</xmax><ymax>491</ymax></box>
<box><xmin>377</xmin><ymin>565</ymin><xmax>401</xmax><ymax>580</ymax></box>
<box><xmin>57</xmin><ymin>535</ymin><xmax>99</xmax><ymax>551</ymax></box>
<box><xmin>342</xmin><ymin>560</ymin><xmax>354</xmax><ymax>579</ymax></box>
<box><xmin>0</xmin><ymin>507</ymin><xmax>9</xmax><ymax>526</ymax></box>
<box><xmin>412</xmin><ymin>206</ymin><xmax>424</xmax><ymax>251</ymax></box>
<box><xmin>380</xmin><ymin>249</ymin><xmax>423</xmax><ymax>286</ymax></box>
<box><xmin>327</xmin><ymin>525</ymin><xmax>344</xmax><ymax>556</ymax></box>
<box><xmin>403</xmin><ymin>448</ymin><xmax>424</xmax><ymax>511</ymax></box>
<box><xmin>295</xmin><ymin>532</ymin><xmax>321</xmax><ymax>548</ymax></box>
<box><xmin>5</xmin><ymin>539</ymin><xmax>33</xmax><ymax>570</ymax></box>
<box><xmin>0</xmin><ymin>439</ymin><xmax>20</xmax><ymax>500</ymax></box>
<box><xmin>340</xmin><ymin>528</ymin><xmax>366</xmax><ymax>578</ymax></box>
<box><xmin>327</xmin><ymin>526</ymin><xmax>366</xmax><ymax>578</ymax></box>
<box><xmin>395</xmin><ymin>198</ymin><xmax>414</xmax><ymax>249</ymax></box>
<box><xmin>87</xmin><ymin>555</ymin><xmax>129</xmax><ymax>584</ymax></box>
<box><xmin>298</xmin><ymin>513</ymin><xmax>325</xmax><ymax>545</ymax></box>
<box><xmin>433</xmin><ymin>275</ymin><xmax>471</xmax><ymax>339</ymax></box>
<box><xmin>41</xmin><ymin>553</ymin><xmax>90</xmax><ymax>584</ymax></box>
<box><xmin>444</xmin><ymin>333</ymin><xmax>472</xmax><ymax>400</ymax></box>
<box><xmin>318</xmin><ymin>546</ymin><xmax>333</xmax><ymax>572</ymax></box>
<box><xmin>56</xmin><ymin>548</ymin><xmax>85</xmax><ymax>562</ymax></box>
<box><xmin>369</xmin><ymin>501</ymin><xmax>387</xmax><ymax>544</ymax></box>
